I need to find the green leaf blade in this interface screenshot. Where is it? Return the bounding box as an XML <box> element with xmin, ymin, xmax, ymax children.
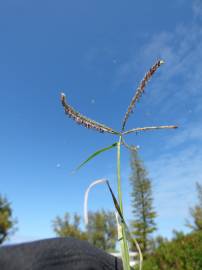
<box><xmin>73</xmin><ymin>142</ymin><xmax>118</xmax><ymax>172</ymax></box>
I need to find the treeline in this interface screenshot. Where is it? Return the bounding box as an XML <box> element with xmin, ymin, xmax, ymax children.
<box><xmin>1</xmin><ymin>150</ymin><xmax>202</xmax><ymax>269</ymax></box>
<box><xmin>52</xmin><ymin>210</ymin><xmax>117</xmax><ymax>252</ymax></box>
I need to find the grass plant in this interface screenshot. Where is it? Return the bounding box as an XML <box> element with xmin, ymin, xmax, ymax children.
<box><xmin>61</xmin><ymin>59</ymin><xmax>177</xmax><ymax>270</ymax></box>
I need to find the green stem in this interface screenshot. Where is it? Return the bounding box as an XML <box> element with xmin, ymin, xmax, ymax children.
<box><xmin>117</xmin><ymin>137</ymin><xmax>123</xmax><ymax>212</ymax></box>
<box><xmin>117</xmin><ymin>136</ymin><xmax>130</xmax><ymax>270</ymax></box>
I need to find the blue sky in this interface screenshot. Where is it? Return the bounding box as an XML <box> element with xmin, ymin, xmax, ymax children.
<box><xmin>0</xmin><ymin>0</ymin><xmax>202</xmax><ymax>244</ymax></box>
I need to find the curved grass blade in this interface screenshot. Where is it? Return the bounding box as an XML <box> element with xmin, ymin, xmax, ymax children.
<box><xmin>61</xmin><ymin>93</ymin><xmax>120</xmax><ymax>135</ymax></box>
<box><xmin>83</xmin><ymin>178</ymin><xmax>142</xmax><ymax>269</ymax></box>
<box><xmin>122</xmin><ymin>60</ymin><xmax>164</xmax><ymax>131</ymax></box>
<box><xmin>115</xmin><ymin>214</ymin><xmax>143</xmax><ymax>270</ymax></box>
<box><xmin>121</xmin><ymin>137</ymin><xmax>138</xmax><ymax>151</ymax></box>
<box><xmin>74</xmin><ymin>142</ymin><xmax>118</xmax><ymax>172</ymax></box>
<box><xmin>84</xmin><ymin>178</ymin><xmax>107</xmax><ymax>226</ymax></box>
<box><xmin>106</xmin><ymin>180</ymin><xmax>143</xmax><ymax>270</ymax></box>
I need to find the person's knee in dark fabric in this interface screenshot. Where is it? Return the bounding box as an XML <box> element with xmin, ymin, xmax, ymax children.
<box><xmin>0</xmin><ymin>237</ymin><xmax>123</xmax><ymax>270</ymax></box>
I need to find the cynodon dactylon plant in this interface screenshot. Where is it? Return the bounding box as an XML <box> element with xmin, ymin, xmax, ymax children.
<box><xmin>60</xmin><ymin>59</ymin><xmax>177</xmax><ymax>270</ymax></box>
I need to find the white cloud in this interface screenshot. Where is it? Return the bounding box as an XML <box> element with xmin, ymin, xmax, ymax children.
<box><xmin>140</xmin><ymin>24</ymin><xmax>202</xmax><ymax>112</ymax></box>
<box><xmin>115</xmin><ymin>4</ymin><xmax>202</xmax><ymax>122</ymax></box>
<box><xmin>193</xmin><ymin>0</ymin><xmax>202</xmax><ymax>18</ymax></box>
<box><xmin>146</xmin><ymin>144</ymin><xmax>202</xmax><ymax>237</ymax></box>
<box><xmin>117</xmin><ymin>6</ymin><xmax>202</xmax><ymax>237</ymax></box>
<box><xmin>166</xmin><ymin>123</ymin><xmax>202</xmax><ymax>149</ymax></box>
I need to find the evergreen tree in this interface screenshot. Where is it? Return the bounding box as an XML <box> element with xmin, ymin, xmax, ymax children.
<box><xmin>0</xmin><ymin>195</ymin><xmax>16</xmax><ymax>244</ymax></box>
<box><xmin>186</xmin><ymin>182</ymin><xmax>202</xmax><ymax>231</ymax></box>
<box><xmin>53</xmin><ymin>212</ymin><xmax>87</xmax><ymax>240</ymax></box>
<box><xmin>130</xmin><ymin>149</ymin><xmax>157</xmax><ymax>257</ymax></box>
<box><xmin>87</xmin><ymin>210</ymin><xmax>117</xmax><ymax>252</ymax></box>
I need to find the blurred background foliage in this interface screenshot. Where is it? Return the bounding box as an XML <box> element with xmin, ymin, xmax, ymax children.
<box><xmin>0</xmin><ymin>195</ymin><xmax>17</xmax><ymax>244</ymax></box>
<box><xmin>1</xmin><ymin>152</ymin><xmax>202</xmax><ymax>269</ymax></box>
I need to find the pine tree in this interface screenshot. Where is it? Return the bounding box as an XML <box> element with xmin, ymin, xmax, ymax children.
<box><xmin>130</xmin><ymin>149</ymin><xmax>157</xmax><ymax>257</ymax></box>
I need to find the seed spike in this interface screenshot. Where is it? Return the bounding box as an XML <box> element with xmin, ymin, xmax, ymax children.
<box><xmin>122</xmin><ymin>59</ymin><xmax>165</xmax><ymax>131</ymax></box>
<box><xmin>61</xmin><ymin>93</ymin><xmax>119</xmax><ymax>135</ymax></box>
<box><xmin>123</xmin><ymin>125</ymin><xmax>178</xmax><ymax>135</ymax></box>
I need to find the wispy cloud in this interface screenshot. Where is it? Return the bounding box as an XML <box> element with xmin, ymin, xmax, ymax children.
<box><xmin>116</xmin><ymin>2</ymin><xmax>202</xmax><ymax>122</ymax></box>
<box><xmin>193</xmin><ymin>0</ymin><xmax>202</xmax><ymax>18</ymax></box>
<box><xmin>140</xmin><ymin>25</ymin><xmax>202</xmax><ymax>118</ymax></box>
<box><xmin>146</xmin><ymin>144</ymin><xmax>202</xmax><ymax>237</ymax></box>
<box><xmin>117</xmin><ymin>2</ymin><xmax>202</xmax><ymax>238</ymax></box>
<box><xmin>168</xmin><ymin>123</ymin><xmax>202</xmax><ymax>148</ymax></box>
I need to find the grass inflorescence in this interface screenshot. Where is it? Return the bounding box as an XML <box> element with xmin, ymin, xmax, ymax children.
<box><xmin>60</xmin><ymin>59</ymin><xmax>177</xmax><ymax>270</ymax></box>
<box><xmin>61</xmin><ymin>93</ymin><xmax>119</xmax><ymax>135</ymax></box>
<box><xmin>121</xmin><ymin>59</ymin><xmax>164</xmax><ymax>131</ymax></box>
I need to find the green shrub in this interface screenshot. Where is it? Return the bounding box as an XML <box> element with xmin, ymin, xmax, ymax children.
<box><xmin>142</xmin><ymin>231</ymin><xmax>202</xmax><ymax>270</ymax></box>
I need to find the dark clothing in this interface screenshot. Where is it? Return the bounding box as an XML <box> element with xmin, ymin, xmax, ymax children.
<box><xmin>0</xmin><ymin>237</ymin><xmax>123</xmax><ymax>270</ymax></box>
